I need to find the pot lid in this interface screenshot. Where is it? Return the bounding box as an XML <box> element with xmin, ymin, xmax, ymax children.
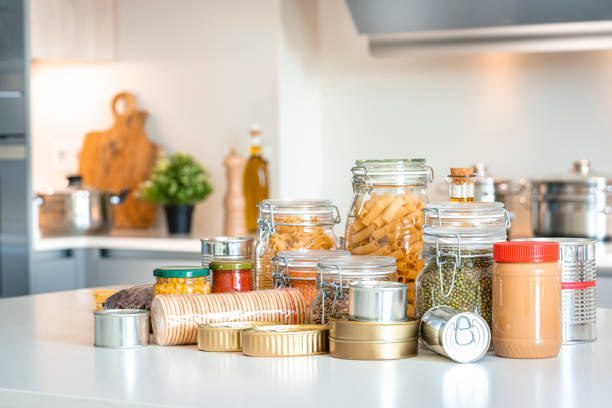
<box><xmin>39</xmin><ymin>175</ymin><xmax>113</xmax><ymax>196</ymax></box>
<box><xmin>536</xmin><ymin>160</ymin><xmax>611</xmax><ymax>185</ymax></box>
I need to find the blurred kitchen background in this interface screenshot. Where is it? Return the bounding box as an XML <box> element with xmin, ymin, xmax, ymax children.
<box><xmin>3</xmin><ymin>0</ymin><xmax>612</xmax><ymax>300</ymax></box>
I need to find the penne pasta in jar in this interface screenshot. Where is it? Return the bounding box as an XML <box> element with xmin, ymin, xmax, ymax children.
<box><xmin>255</xmin><ymin>200</ymin><xmax>341</xmax><ymax>290</ymax></box>
<box><xmin>344</xmin><ymin>159</ymin><xmax>433</xmax><ymax>316</ymax></box>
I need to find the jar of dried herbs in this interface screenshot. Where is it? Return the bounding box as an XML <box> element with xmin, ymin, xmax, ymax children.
<box><xmin>415</xmin><ymin>202</ymin><xmax>510</xmax><ymax>328</ymax></box>
<box><xmin>311</xmin><ymin>255</ymin><xmax>397</xmax><ymax>324</ymax></box>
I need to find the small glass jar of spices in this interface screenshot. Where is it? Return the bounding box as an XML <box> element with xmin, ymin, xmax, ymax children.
<box><xmin>273</xmin><ymin>249</ymin><xmax>349</xmax><ymax>309</ymax></box>
<box><xmin>415</xmin><ymin>202</ymin><xmax>510</xmax><ymax>328</ymax></box>
<box><xmin>311</xmin><ymin>255</ymin><xmax>397</xmax><ymax>324</ymax></box>
<box><xmin>153</xmin><ymin>266</ymin><xmax>211</xmax><ymax>296</ymax></box>
<box><xmin>210</xmin><ymin>260</ymin><xmax>253</xmax><ymax>293</ymax></box>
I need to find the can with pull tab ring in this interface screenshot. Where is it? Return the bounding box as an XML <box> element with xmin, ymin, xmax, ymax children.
<box><xmin>419</xmin><ymin>305</ymin><xmax>490</xmax><ymax>363</ymax></box>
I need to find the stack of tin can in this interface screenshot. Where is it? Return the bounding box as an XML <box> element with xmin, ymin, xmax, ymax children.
<box><xmin>328</xmin><ymin>281</ymin><xmax>418</xmax><ymax>360</ymax></box>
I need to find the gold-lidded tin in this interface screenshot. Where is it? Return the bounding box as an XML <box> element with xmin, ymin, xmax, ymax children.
<box><xmin>242</xmin><ymin>324</ymin><xmax>328</xmax><ymax>357</ymax></box>
<box><xmin>329</xmin><ymin>337</ymin><xmax>418</xmax><ymax>360</ymax></box>
<box><xmin>198</xmin><ymin>321</ymin><xmax>278</xmax><ymax>352</ymax></box>
<box><xmin>329</xmin><ymin>316</ymin><xmax>418</xmax><ymax>341</ymax></box>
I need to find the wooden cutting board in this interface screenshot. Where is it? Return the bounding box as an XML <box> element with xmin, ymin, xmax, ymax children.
<box><xmin>79</xmin><ymin>92</ymin><xmax>159</xmax><ymax>229</ymax></box>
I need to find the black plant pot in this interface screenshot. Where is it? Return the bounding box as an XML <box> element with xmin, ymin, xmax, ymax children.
<box><xmin>164</xmin><ymin>205</ymin><xmax>194</xmax><ymax>234</ymax></box>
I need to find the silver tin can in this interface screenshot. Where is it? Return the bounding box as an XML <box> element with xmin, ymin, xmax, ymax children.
<box><xmin>419</xmin><ymin>305</ymin><xmax>490</xmax><ymax>363</ymax></box>
<box><xmin>513</xmin><ymin>237</ymin><xmax>597</xmax><ymax>343</ymax></box>
<box><xmin>201</xmin><ymin>237</ymin><xmax>254</xmax><ymax>266</ymax></box>
<box><xmin>349</xmin><ymin>281</ymin><xmax>408</xmax><ymax>322</ymax></box>
<box><xmin>94</xmin><ymin>309</ymin><xmax>150</xmax><ymax>348</ymax></box>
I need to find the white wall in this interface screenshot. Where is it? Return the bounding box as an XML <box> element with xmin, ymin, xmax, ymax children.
<box><xmin>31</xmin><ymin>0</ymin><xmax>612</xmax><ymax>237</ymax></box>
<box><xmin>313</xmin><ymin>0</ymin><xmax>612</xmax><ymax>225</ymax></box>
<box><xmin>31</xmin><ymin>0</ymin><xmax>280</xmax><ymax>236</ymax></box>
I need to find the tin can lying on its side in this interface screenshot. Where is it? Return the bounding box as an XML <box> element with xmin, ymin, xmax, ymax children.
<box><xmin>419</xmin><ymin>305</ymin><xmax>490</xmax><ymax>363</ymax></box>
<box><xmin>94</xmin><ymin>309</ymin><xmax>150</xmax><ymax>348</ymax></box>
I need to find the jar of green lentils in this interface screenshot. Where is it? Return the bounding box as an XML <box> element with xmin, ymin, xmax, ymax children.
<box><xmin>415</xmin><ymin>202</ymin><xmax>510</xmax><ymax>328</ymax></box>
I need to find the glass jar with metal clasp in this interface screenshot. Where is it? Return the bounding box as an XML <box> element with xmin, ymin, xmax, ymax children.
<box><xmin>344</xmin><ymin>159</ymin><xmax>433</xmax><ymax>315</ymax></box>
<box><xmin>310</xmin><ymin>255</ymin><xmax>397</xmax><ymax>324</ymax></box>
<box><xmin>415</xmin><ymin>202</ymin><xmax>510</xmax><ymax>329</ymax></box>
<box><xmin>272</xmin><ymin>249</ymin><xmax>349</xmax><ymax>313</ymax></box>
<box><xmin>255</xmin><ymin>200</ymin><xmax>341</xmax><ymax>290</ymax></box>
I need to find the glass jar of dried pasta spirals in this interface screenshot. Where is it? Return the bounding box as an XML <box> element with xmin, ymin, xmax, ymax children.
<box><xmin>255</xmin><ymin>200</ymin><xmax>341</xmax><ymax>290</ymax></box>
<box><xmin>344</xmin><ymin>159</ymin><xmax>433</xmax><ymax>315</ymax></box>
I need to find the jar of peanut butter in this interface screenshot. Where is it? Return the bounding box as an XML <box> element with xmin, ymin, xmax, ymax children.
<box><xmin>492</xmin><ymin>241</ymin><xmax>562</xmax><ymax>359</ymax></box>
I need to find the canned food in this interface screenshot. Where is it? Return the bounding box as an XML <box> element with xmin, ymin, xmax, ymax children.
<box><xmin>198</xmin><ymin>321</ymin><xmax>278</xmax><ymax>352</ymax></box>
<box><xmin>329</xmin><ymin>317</ymin><xmax>418</xmax><ymax>341</ymax></box>
<box><xmin>93</xmin><ymin>309</ymin><xmax>150</xmax><ymax>348</ymax></box>
<box><xmin>419</xmin><ymin>305</ymin><xmax>490</xmax><ymax>363</ymax></box>
<box><xmin>349</xmin><ymin>281</ymin><xmax>408</xmax><ymax>322</ymax></box>
<box><xmin>329</xmin><ymin>337</ymin><xmax>417</xmax><ymax>360</ymax></box>
<box><xmin>242</xmin><ymin>325</ymin><xmax>328</xmax><ymax>357</ymax></box>
<box><xmin>200</xmin><ymin>237</ymin><xmax>254</xmax><ymax>266</ymax></box>
<box><xmin>514</xmin><ymin>238</ymin><xmax>596</xmax><ymax>343</ymax></box>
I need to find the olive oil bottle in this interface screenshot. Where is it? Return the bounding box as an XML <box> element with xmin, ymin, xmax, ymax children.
<box><xmin>244</xmin><ymin>124</ymin><xmax>269</xmax><ymax>232</ymax></box>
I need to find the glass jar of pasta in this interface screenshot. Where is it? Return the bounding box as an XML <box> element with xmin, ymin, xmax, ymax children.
<box><xmin>311</xmin><ymin>255</ymin><xmax>397</xmax><ymax>324</ymax></box>
<box><xmin>344</xmin><ymin>159</ymin><xmax>433</xmax><ymax>315</ymax></box>
<box><xmin>255</xmin><ymin>200</ymin><xmax>341</xmax><ymax>290</ymax></box>
<box><xmin>414</xmin><ymin>202</ymin><xmax>510</xmax><ymax>328</ymax></box>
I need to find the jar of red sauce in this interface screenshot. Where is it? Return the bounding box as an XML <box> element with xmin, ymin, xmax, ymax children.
<box><xmin>211</xmin><ymin>260</ymin><xmax>253</xmax><ymax>293</ymax></box>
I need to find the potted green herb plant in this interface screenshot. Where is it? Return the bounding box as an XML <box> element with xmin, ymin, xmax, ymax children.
<box><xmin>140</xmin><ymin>152</ymin><xmax>213</xmax><ymax>234</ymax></box>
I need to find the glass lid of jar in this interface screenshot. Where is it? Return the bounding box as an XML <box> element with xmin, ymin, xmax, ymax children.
<box><xmin>275</xmin><ymin>249</ymin><xmax>350</xmax><ymax>267</ymax></box>
<box><xmin>257</xmin><ymin>199</ymin><xmax>341</xmax><ymax>226</ymax></box>
<box><xmin>423</xmin><ymin>202</ymin><xmax>509</xmax><ymax>244</ymax></box>
<box><xmin>351</xmin><ymin>159</ymin><xmax>433</xmax><ymax>187</ymax></box>
<box><xmin>317</xmin><ymin>255</ymin><xmax>397</xmax><ymax>277</ymax></box>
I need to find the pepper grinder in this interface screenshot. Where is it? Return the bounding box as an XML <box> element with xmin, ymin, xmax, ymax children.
<box><xmin>223</xmin><ymin>149</ymin><xmax>247</xmax><ymax>237</ymax></box>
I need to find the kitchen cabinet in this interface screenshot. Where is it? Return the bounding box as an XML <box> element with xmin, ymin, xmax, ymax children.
<box><xmin>30</xmin><ymin>249</ymin><xmax>78</xmax><ymax>294</ymax></box>
<box><xmin>31</xmin><ymin>247</ymin><xmax>200</xmax><ymax>293</ymax></box>
<box><xmin>30</xmin><ymin>0</ymin><xmax>116</xmax><ymax>61</ymax></box>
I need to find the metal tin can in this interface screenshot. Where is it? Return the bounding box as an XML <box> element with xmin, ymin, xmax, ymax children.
<box><xmin>329</xmin><ymin>317</ymin><xmax>418</xmax><ymax>341</ymax></box>
<box><xmin>349</xmin><ymin>281</ymin><xmax>408</xmax><ymax>322</ymax></box>
<box><xmin>419</xmin><ymin>305</ymin><xmax>490</xmax><ymax>363</ymax></box>
<box><xmin>198</xmin><ymin>321</ymin><xmax>278</xmax><ymax>352</ymax></box>
<box><xmin>94</xmin><ymin>309</ymin><xmax>150</xmax><ymax>348</ymax></box>
<box><xmin>329</xmin><ymin>337</ymin><xmax>418</xmax><ymax>360</ymax></box>
<box><xmin>201</xmin><ymin>237</ymin><xmax>254</xmax><ymax>266</ymax></box>
<box><xmin>513</xmin><ymin>237</ymin><xmax>597</xmax><ymax>343</ymax></box>
<box><xmin>241</xmin><ymin>325</ymin><xmax>328</xmax><ymax>357</ymax></box>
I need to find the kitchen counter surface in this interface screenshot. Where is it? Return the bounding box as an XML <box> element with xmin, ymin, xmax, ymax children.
<box><xmin>34</xmin><ymin>229</ymin><xmax>203</xmax><ymax>253</ymax></box>
<box><xmin>34</xmin><ymin>232</ymin><xmax>612</xmax><ymax>274</ymax></box>
<box><xmin>0</xmin><ymin>289</ymin><xmax>610</xmax><ymax>407</ymax></box>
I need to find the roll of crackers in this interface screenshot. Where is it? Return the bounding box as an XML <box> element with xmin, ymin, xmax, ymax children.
<box><xmin>151</xmin><ymin>289</ymin><xmax>307</xmax><ymax>345</ymax></box>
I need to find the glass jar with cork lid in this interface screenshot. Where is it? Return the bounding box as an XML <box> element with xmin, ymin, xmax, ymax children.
<box><xmin>414</xmin><ymin>202</ymin><xmax>510</xmax><ymax>328</ymax></box>
<box><xmin>446</xmin><ymin>167</ymin><xmax>476</xmax><ymax>202</ymax></box>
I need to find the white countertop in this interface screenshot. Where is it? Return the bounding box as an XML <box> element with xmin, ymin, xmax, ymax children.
<box><xmin>34</xmin><ymin>229</ymin><xmax>203</xmax><ymax>253</ymax></box>
<box><xmin>0</xmin><ymin>289</ymin><xmax>610</xmax><ymax>407</ymax></box>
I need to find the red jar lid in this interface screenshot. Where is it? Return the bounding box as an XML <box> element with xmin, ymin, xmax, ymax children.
<box><xmin>493</xmin><ymin>241</ymin><xmax>560</xmax><ymax>263</ymax></box>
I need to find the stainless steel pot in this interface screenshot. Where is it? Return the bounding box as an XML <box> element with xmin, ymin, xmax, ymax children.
<box><xmin>532</xmin><ymin>160</ymin><xmax>612</xmax><ymax>241</ymax></box>
<box><xmin>36</xmin><ymin>175</ymin><xmax>128</xmax><ymax>236</ymax></box>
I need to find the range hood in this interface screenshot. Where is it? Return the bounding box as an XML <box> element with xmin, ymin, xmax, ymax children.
<box><xmin>346</xmin><ymin>0</ymin><xmax>612</xmax><ymax>55</ymax></box>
